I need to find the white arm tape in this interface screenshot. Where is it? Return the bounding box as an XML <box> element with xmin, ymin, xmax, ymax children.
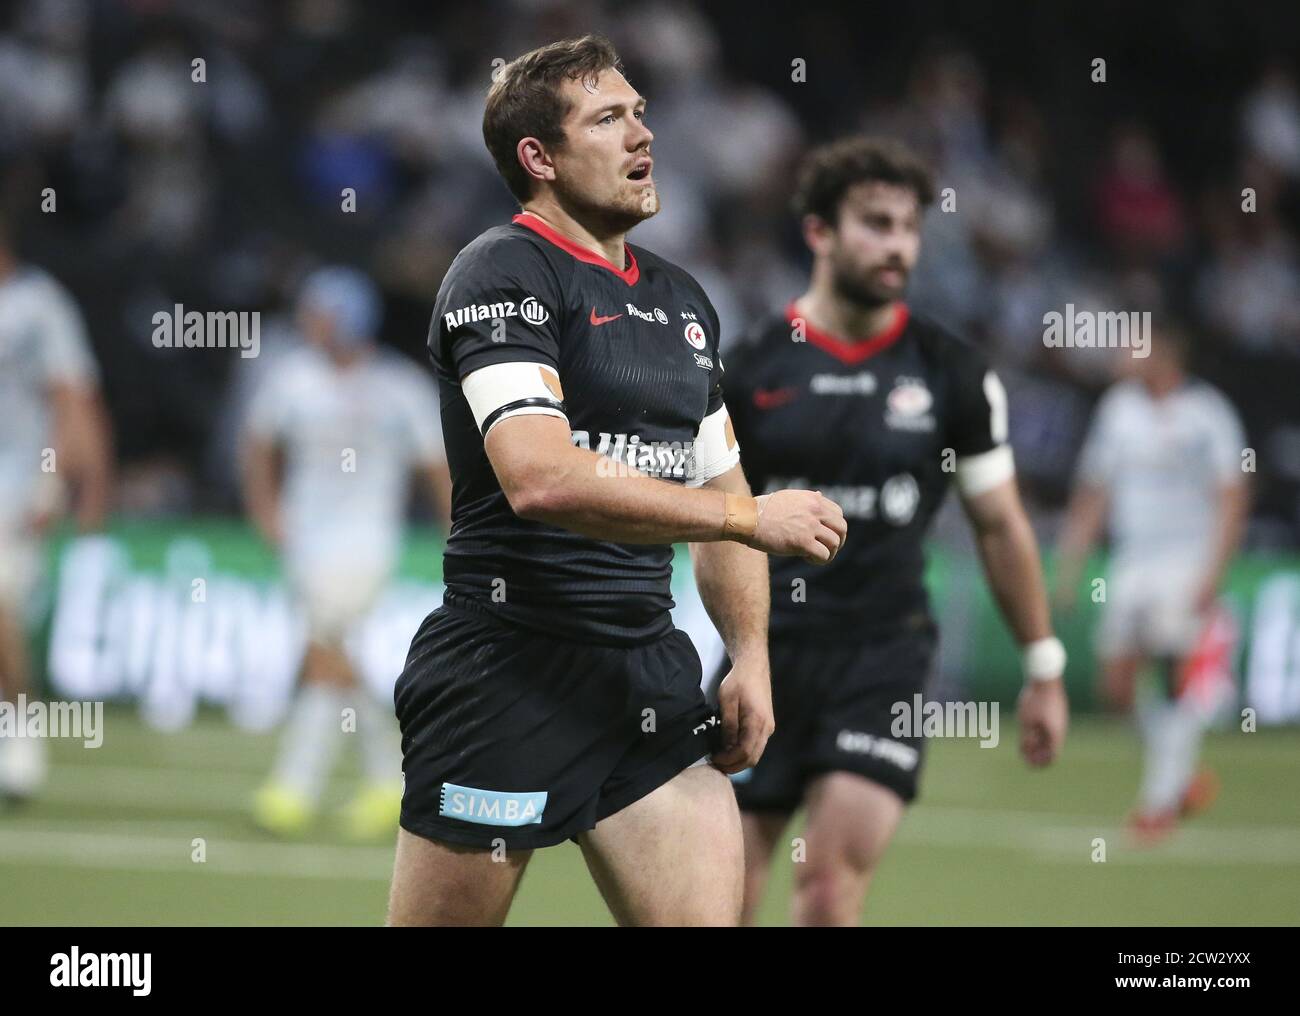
<box><xmin>461</xmin><ymin>361</ymin><xmax>567</xmax><ymax>439</ymax></box>
<box><xmin>686</xmin><ymin>404</ymin><xmax>741</xmax><ymax>487</ymax></box>
<box><xmin>1022</xmin><ymin>636</ymin><xmax>1067</xmax><ymax>683</ymax></box>
<box><xmin>955</xmin><ymin>444</ymin><xmax>1015</xmax><ymax>497</ymax></box>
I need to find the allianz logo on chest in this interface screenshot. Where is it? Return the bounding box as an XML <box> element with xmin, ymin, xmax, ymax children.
<box><xmin>625</xmin><ymin>302</ymin><xmax>669</xmax><ymax>324</ymax></box>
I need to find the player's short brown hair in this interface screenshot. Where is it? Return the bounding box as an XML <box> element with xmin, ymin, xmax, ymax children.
<box><xmin>482</xmin><ymin>34</ymin><xmax>624</xmax><ymax>204</ymax></box>
<box><xmin>793</xmin><ymin>136</ymin><xmax>936</xmax><ymax>224</ymax></box>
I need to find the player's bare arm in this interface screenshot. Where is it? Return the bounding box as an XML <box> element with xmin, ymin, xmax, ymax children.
<box><xmin>1193</xmin><ymin>480</ymin><xmax>1249</xmax><ymax>613</ymax></box>
<box><xmin>960</xmin><ymin>476</ymin><xmax>1068</xmax><ymax>766</ymax></box>
<box><xmin>47</xmin><ymin>381</ymin><xmax>112</xmax><ymax>533</ymax></box>
<box><xmin>689</xmin><ymin>462</ymin><xmax>773</xmax><ymax>772</ymax></box>
<box><xmin>1052</xmin><ymin>481</ymin><xmax>1109</xmax><ymax>611</ymax></box>
<box><xmin>961</xmin><ymin>477</ymin><xmax>1052</xmax><ymax>644</ymax></box>
<box><xmin>239</xmin><ymin>433</ymin><xmax>284</xmax><ymax>548</ymax></box>
<box><xmin>482</xmin><ymin>412</ymin><xmax>846</xmax><ymax>561</ymax></box>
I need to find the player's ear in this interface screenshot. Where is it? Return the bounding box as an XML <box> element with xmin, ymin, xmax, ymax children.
<box><xmin>801</xmin><ymin>213</ymin><xmax>835</xmax><ymax>257</ymax></box>
<box><xmin>517</xmin><ymin>137</ymin><xmax>556</xmax><ymax>188</ymax></box>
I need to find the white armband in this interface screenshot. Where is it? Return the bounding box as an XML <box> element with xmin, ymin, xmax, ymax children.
<box><xmin>955</xmin><ymin>444</ymin><xmax>1015</xmax><ymax>497</ymax></box>
<box><xmin>686</xmin><ymin>405</ymin><xmax>741</xmax><ymax>487</ymax></box>
<box><xmin>461</xmin><ymin>361</ymin><xmax>567</xmax><ymax>439</ymax></box>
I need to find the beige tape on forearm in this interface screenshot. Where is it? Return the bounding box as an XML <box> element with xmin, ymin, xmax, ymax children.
<box><xmin>722</xmin><ymin>492</ymin><xmax>759</xmax><ymax>543</ymax></box>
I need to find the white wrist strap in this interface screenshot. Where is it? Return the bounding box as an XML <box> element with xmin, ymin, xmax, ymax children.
<box><xmin>1022</xmin><ymin>636</ymin><xmax>1066</xmax><ymax>683</ymax></box>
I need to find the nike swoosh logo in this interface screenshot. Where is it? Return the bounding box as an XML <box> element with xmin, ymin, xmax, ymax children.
<box><xmin>590</xmin><ymin>307</ymin><xmax>623</xmax><ymax>326</ymax></box>
<box><xmin>753</xmin><ymin>386</ymin><xmax>799</xmax><ymax>409</ymax></box>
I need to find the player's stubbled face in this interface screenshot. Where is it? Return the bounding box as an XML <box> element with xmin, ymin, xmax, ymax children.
<box><xmin>551</xmin><ymin>68</ymin><xmax>658</xmax><ymax>231</ymax></box>
<box><xmin>830</xmin><ymin>181</ymin><xmax>922</xmax><ymax>308</ymax></box>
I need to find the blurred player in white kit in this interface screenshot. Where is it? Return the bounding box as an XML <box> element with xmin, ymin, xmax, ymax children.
<box><xmin>0</xmin><ymin>217</ymin><xmax>112</xmax><ymax>802</ymax></box>
<box><xmin>241</xmin><ymin>266</ymin><xmax>450</xmax><ymax>838</ymax></box>
<box><xmin>1055</xmin><ymin>323</ymin><xmax>1247</xmax><ymax>843</ymax></box>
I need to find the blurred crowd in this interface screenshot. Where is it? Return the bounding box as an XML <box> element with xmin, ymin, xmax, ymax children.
<box><xmin>3</xmin><ymin>0</ymin><xmax>1299</xmax><ymax>546</ymax></box>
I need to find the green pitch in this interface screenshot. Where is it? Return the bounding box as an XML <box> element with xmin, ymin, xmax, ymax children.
<box><xmin>2</xmin><ymin>707</ymin><xmax>1297</xmax><ymax>926</ymax></box>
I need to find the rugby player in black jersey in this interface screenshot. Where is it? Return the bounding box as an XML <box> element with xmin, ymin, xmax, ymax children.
<box><xmin>709</xmin><ymin>137</ymin><xmax>1069</xmax><ymax>925</ymax></box>
<box><xmin>385</xmin><ymin>36</ymin><xmax>846</xmax><ymax>926</ymax></box>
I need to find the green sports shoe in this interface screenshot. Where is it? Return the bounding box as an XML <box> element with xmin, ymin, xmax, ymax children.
<box><xmin>337</xmin><ymin>782</ymin><xmax>402</xmax><ymax>841</ymax></box>
<box><xmin>252</xmin><ymin>783</ymin><xmax>315</xmax><ymax>837</ymax></box>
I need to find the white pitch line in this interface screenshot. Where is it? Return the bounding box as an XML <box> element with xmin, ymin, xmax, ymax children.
<box><xmin>1</xmin><ymin>816</ymin><xmax>261</xmax><ymax>837</ymax></box>
<box><xmin>3</xmin><ymin>809</ymin><xmax>1298</xmax><ymax>887</ymax></box>
<box><xmin>0</xmin><ymin>827</ymin><xmax>394</xmax><ymax>881</ymax></box>
<box><xmin>52</xmin><ymin>748</ymin><xmax>271</xmax><ymax>773</ymax></box>
<box><xmin>898</xmin><ymin>807</ymin><xmax>1300</xmax><ymax>866</ymax></box>
<box><xmin>34</xmin><ymin>764</ymin><xmax>261</xmax><ymax>810</ymax></box>
<box><xmin>29</xmin><ymin>764</ymin><xmax>375</xmax><ymax>813</ymax></box>
<box><xmin>14</xmin><ymin>754</ymin><xmax>1300</xmax><ymax>872</ymax></box>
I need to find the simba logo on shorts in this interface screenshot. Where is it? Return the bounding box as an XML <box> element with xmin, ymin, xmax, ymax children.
<box><xmin>438</xmin><ymin>782</ymin><xmax>547</xmax><ymax>826</ymax></box>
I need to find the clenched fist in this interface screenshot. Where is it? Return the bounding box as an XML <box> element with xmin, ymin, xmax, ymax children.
<box><xmin>747</xmin><ymin>489</ymin><xmax>846</xmax><ymax>564</ymax></box>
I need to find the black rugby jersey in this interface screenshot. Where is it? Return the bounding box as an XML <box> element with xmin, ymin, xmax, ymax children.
<box><xmin>725</xmin><ymin>302</ymin><xmax>1007</xmax><ymax>641</ymax></box>
<box><xmin>429</xmin><ymin>213</ymin><xmax>728</xmax><ymax>645</ymax></box>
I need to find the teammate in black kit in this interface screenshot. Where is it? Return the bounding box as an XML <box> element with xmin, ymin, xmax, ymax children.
<box><xmin>385</xmin><ymin>36</ymin><xmax>847</xmax><ymax>926</ymax></box>
<box><xmin>709</xmin><ymin>137</ymin><xmax>1070</xmax><ymax>925</ymax></box>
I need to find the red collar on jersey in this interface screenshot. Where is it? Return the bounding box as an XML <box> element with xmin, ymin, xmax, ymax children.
<box><xmin>512</xmin><ymin>212</ymin><xmax>641</xmax><ymax>286</ymax></box>
<box><xmin>784</xmin><ymin>301</ymin><xmax>910</xmax><ymax>365</ymax></box>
